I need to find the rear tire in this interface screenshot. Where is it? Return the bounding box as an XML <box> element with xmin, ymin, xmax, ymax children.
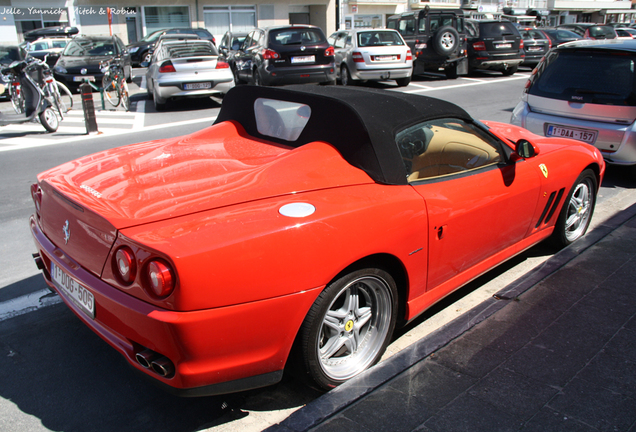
<box><xmin>501</xmin><ymin>65</ymin><xmax>518</xmax><ymax>76</ymax></box>
<box><xmin>444</xmin><ymin>63</ymin><xmax>458</xmax><ymax>79</ymax></box>
<box><xmin>340</xmin><ymin>65</ymin><xmax>353</xmax><ymax>86</ymax></box>
<box><xmin>39</xmin><ymin>107</ymin><xmax>59</xmax><ymax>132</ymax></box>
<box><xmin>433</xmin><ymin>26</ymin><xmax>459</xmax><ymax>56</ymax></box>
<box><xmin>395</xmin><ymin>76</ymin><xmax>411</xmax><ymax>87</ymax></box>
<box><xmin>252</xmin><ymin>68</ymin><xmax>262</xmax><ymax>86</ymax></box>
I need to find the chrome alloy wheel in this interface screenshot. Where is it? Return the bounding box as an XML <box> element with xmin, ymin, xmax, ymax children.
<box><xmin>565</xmin><ymin>179</ymin><xmax>593</xmax><ymax>243</ymax></box>
<box><xmin>318</xmin><ymin>275</ymin><xmax>393</xmax><ymax>381</ymax></box>
<box><xmin>440</xmin><ymin>31</ymin><xmax>456</xmax><ymax>50</ymax></box>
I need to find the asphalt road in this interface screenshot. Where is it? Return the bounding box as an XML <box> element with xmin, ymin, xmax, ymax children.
<box><xmin>1</xmin><ymin>68</ymin><xmax>635</xmax><ymax>432</ymax></box>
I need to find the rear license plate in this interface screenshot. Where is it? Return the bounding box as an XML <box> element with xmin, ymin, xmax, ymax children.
<box><xmin>528</xmin><ymin>47</ymin><xmax>543</xmax><ymax>52</ymax></box>
<box><xmin>373</xmin><ymin>55</ymin><xmax>398</xmax><ymax>61</ymax></box>
<box><xmin>291</xmin><ymin>55</ymin><xmax>315</xmax><ymax>64</ymax></box>
<box><xmin>51</xmin><ymin>262</ymin><xmax>95</xmax><ymax>319</ymax></box>
<box><xmin>184</xmin><ymin>82</ymin><xmax>212</xmax><ymax>90</ymax></box>
<box><xmin>495</xmin><ymin>43</ymin><xmax>512</xmax><ymax>49</ymax></box>
<box><xmin>73</xmin><ymin>76</ymin><xmax>95</xmax><ymax>82</ymax></box>
<box><xmin>546</xmin><ymin>124</ymin><xmax>598</xmax><ymax>144</ymax></box>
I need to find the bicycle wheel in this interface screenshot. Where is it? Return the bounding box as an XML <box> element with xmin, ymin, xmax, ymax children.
<box><xmin>120</xmin><ymin>82</ymin><xmax>130</xmax><ymax>112</ymax></box>
<box><xmin>10</xmin><ymin>83</ymin><xmax>24</xmax><ymax>114</ymax></box>
<box><xmin>102</xmin><ymin>75</ymin><xmax>120</xmax><ymax>107</ymax></box>
<box><xmin>56</xmin><ymin>82</ymin><xmax>73</xmax><ymax>112</ymax></box>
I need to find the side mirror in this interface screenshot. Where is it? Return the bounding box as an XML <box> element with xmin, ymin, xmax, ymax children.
<box><xmin>515</xmin><ymin>139</ymin><xmax>540</xmax><ymax>159</ymax></box>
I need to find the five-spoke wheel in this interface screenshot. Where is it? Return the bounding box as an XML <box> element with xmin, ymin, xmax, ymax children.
<box><xmin>552</xmin><ymin>169</ymin><xmax>597</xmax><ymax>247</ymax></box>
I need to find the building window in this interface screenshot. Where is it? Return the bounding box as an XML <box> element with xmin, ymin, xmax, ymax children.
<box><xmin>204</xmin><ymin>6</ymin><xmax>256</xmax><ymax>41</ymax></box>
<box><xmin>143</xmin><ymin>6</ymin><xmax>190</xmax><ymax>33</ymax></box>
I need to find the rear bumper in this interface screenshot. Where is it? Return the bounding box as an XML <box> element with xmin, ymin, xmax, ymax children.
<box><xmin>261</xmin><ymin>63</ymin><xmax>336</xmax><ymax>86</ymax></box>
<box><xmin>30</xmin><ymin>215</ymin><xmax>321</xmax><ymax>395</ymax></box>
<box><xmin>469</xmin><ymin>56</ymin><xmax>523</xmax><ymax>70</ymax></box>
<box><xmin>155</xmin><ymin>77</ymin><xmax>235</xmax><ymax>99</ymax></box>
<box><xmin>351</xmin><ymin>65</ymin><xmax>412</xmax><ymax>81</ymax></box>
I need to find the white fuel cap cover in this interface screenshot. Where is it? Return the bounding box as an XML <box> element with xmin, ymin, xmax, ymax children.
<box><xmin>279</xmin><ymin>203</ymin><xmax>316</xmax><ymax>218</ymax></box>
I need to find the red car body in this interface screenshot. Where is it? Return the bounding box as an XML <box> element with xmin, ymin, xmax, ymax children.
<box><xmin>30</xmin><ymin>85</ymin><xmax>605</xmax><ymax>395</ymax></box>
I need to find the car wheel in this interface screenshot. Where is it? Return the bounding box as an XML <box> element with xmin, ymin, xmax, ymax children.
<box><xmin>297</xmin><ymin>268</ymin><xmax>398</xmax><ymax>390</ymax></box>
<box><xmin>232</xmin><ymin>65</ymin><xmax>244</xmax><ymax>85</ymax></box>
<box><xmin>126</xmin><ymin>65</ymin><xmax>133</xmax><ymax>83</ymax></box>
<box><xmin>340</xmin><ymin>65</ymin><xmax>353</xmax><ymax>86</ymax></box>
<box><xmin>39</xmin><ymin>107</ymin><xmax>59</xmax><ymax>133</ymax></box>
<box><xmin>142</xmin><ymin>51</ymin><xmax>152</xmax><ymax>64</ymax></box>
<box><xmin>433</xmin><ymin>26</ymin><xmax>459</xmax><ymax>56</ymax></box>
<box><xmin>501</xmin><ymin>65</ymin><xmax>518</xmax><ymax>76</ymax></box>
<box><xmin>444</xmin><ymin>63</ymin><xmax>458</xmax><ymax>79</ymax></box>
<box><xmin>395</xmin><ymin>76</ymin><xmax>411</xmax><ymax>87</ymax></box>
<box><xmin>551</xmin><ymin>169</ymin><xmax>597</xmax><ymax>248</ymax></box>
<box><xmin>153</xmin><ymin>90</ymin><xmax>166</xmax><ymax>111</ymax></box>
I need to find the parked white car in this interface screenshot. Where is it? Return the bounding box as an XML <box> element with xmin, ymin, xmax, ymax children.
<box><xmin>328</xmin><ymin>29</ymin><xmax>413</xmax><ymax>87</ymax></box>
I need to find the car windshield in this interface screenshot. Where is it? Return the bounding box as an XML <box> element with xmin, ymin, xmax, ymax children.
<box><xmin>63</xmin><ymin>39</ymin><xmax>115</xmax><ymax>56</ymax></box>
<box><xmin>270</xmin><ymin>28</ymin><xmax>325</xmax><ymax>45</ymax></box>
<box><xmin>530</xmin><ymin>50</ymin><xmax>636</xmax><ymax>105</ymax></box>
<box><xmin>166</xmin><ymin>41</ymin><xmax>218</xmax><ymax>57</ymax></box>
<box><xmin>357</xmin><ymin>31</ymin><xmax>404</xmax><ymax>47</ymax></box>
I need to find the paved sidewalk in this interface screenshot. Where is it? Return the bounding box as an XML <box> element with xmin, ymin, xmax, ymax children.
<box><xmin>269</xmin><ymin>203</ymin><xmax>636</xmax><ymax>432</ymax></box>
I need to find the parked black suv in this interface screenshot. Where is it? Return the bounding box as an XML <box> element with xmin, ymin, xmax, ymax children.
<box><xmin>387</xmin><ymin>8</ymin><xmax>467</xmax><ymax>79</ymax></box>
<box><xmin>465</xmin><ymin>19</ymin><xmax>524</xmax><ymax>76</ymax></box>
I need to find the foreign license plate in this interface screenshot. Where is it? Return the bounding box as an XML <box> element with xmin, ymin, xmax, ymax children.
<box><xmin>184</xmin><ymin>82</ymin><xmax>212</xmax><ymax>90</ymax></box>
<box><xmin>51</xmin><ymin>262</ymin><xmax>95</xmax><ymax>319</ymax></box>
<box><xmin>528</xmin><ymin>46</ymin><xmax>543</xmax><ymax>52</ymax></box>
<box><xmin>373</xmin><ymin>55</ymin><xmax>397</xmax><ymax>61</ymax></box>
<box><xmin>291</xmin><ymin>55</ymin><xmax>315</xmax><ymax>64</ymax></box>
<box><xmin>74</xmin><ymin>76</ymin><xmax>95</xmax><ymax>82</ymax></box>
<box><xmin>495</xmin><ymin>43</ymin><xmax>512</xmax><ymax>49</ymax></box>
<box><xmin>546</xmin><ymin>124</ymin><xmax>598</xmax><ymax>144</ymax></box>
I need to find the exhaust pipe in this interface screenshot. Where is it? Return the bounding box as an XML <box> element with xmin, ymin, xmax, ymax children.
<box><xmin>135</xmin><ymin>349</ymin><xmax>160</xmax><ymax>369</ymax></box>
<box><xmin>33</xmin><ymin>253</ymin><xmax>44</xmax><ymax>270</ymax></box>
<box><xmin>151</xmin><ymin>357</ymin><xmax>175</xmax><ymax>378</ymax></box>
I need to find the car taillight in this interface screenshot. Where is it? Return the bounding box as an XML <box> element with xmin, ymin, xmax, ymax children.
<box><xmin>262</xmin><ymin>48</ymin><xmax>280</xmax><ymax>59</ymax></box>
<box><xmin>520</xmin><ymin>40</ymin><xmax>524</xmax><ymax>50</ymax></box>
<box><xmin>548</xmin><ymin>39</ymin><xmax>552</xmax><ymax>49</ymax></box>
<box><xmin>158</xmin><ymin>61</ymin><xmax>176</xmax><ymax>73</ymax></box>
<box><xmin>114</xmin><ymin>247</ymin><xmax>137</xmax><ymax>285</ymax></box>
<box><xmin>30</xmin><ymin>183</ymin><xmax>42</xmax><ymax>214</ymax></box>
<box><xmin>406</xmin><ymin>49</ymin><xmax>412</xmax><ymax>61</ymax></box>
<box><xmin>216</xmin><ymin>61</ymin><xmax>230</xmax><ymax>69</ymax></box>
<box><xmin>325</xmin><ymin>46</ymin><xmax>334</xmax><ymax>57</ymax></box>
<box><xmin>146</xmin><ymin>260</ymin><xmax>175</xmax><ymax>298</ymax></box>
<box><xmin>352</xmin><ymin>52</ymin><xmax>364</xmax><ymax>62</ymax></box>
<box><xmin>473</xmin><ymin>41</ymin><xmax>486</xmax><ymax>51</ymax></box>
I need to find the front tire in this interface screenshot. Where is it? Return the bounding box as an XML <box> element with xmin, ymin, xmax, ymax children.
<box><xmin>297</xmin><ymin>268</ymin><xmax>398</xmax><ymax>390</ymax></box>
<box><xmin>39</xmin><ymin>107</ymin><xmax>59</xmax><ymax>132</ymax></box>
<box><xmin>551</xmin><ymin>169</ymin><xmax>597</xmax><ymax>248</ymax></box>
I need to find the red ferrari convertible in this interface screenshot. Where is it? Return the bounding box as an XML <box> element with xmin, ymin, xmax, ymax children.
<box><xmin>30</xmin><ymin>85</ymin><xmax>604</xmax><ymax>396</ymax></box>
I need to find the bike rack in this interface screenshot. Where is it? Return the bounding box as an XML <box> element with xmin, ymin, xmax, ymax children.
<box><xmin>82</xmin><ymin>78</ymin><xmax>105</xmax><ymax>111</ymax></box>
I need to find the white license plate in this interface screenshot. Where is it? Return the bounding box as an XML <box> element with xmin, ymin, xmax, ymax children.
<box><xmin>495</xmin><ymin>43</ymin><xmax>512</xmax><ymax>49</ymax></box>
<box><xmin>52</xmin><ymin>262</ymin><xmax>95</xmax><ymax>319</ymax></box>
<box><xmin>373</xmin><ymin>55</ymin><xmax>397</xmax><ymax>62</ymax></box>
<box><xmin>546</xmin><ymin>124</ymin><xmax>598</xmax><ymax>144</ymax></box>
<box><xmin>291</xmin><ymin>55</ymin><xmax>315</xmax><ymax>64</ymax></box>
<box><xmin>184</xmin><ymin>82</ymin><xmax>211</xmax><ymax>90</ymax></box>
<box><xmin>528</xmin><ymin>47</ymin><xmax>543</xmax><ymax>52</ymax></box>
<box><xmin>74</xmin><ymin>76</ymin><xmax>95</xmax><ymax>82</ymax></box>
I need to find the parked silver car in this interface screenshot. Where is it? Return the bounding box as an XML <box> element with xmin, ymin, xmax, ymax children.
<box><xmin>328</xmin><ymin>29</ymin><xmax>413</xmax><ymax>87</ymax></box>
<box><xmin>144</xmin><ymin>39</ymin><xmax>234</xmax><ymax>110</ymax></box>
<box><xmin>511</xmin><ymin>39</ymin><xmax>636</xmax><ymax>169</ymax></box>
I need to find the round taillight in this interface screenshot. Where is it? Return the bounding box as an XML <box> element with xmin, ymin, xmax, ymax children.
<box><xmin>146</xmin><ymin>260</ymin><xmax>175</xmax><ymax>298</ymax></box>
<box><xmin>115</xmin><ymin>247</ymin><xmax>136</xmax><ymax>284</ymax></box>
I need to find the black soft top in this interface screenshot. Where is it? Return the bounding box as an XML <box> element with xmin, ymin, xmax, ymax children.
<box><xmin>214</xmin><ymin>85</ymin><xmax>472</xmax><ymax>185</ymax></box>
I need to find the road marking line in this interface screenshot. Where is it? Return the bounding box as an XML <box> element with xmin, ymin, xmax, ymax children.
<box><xmin>403</xmin><ymin>73</ymin><xmax>530</xmax><ymax>94</ymax></box>
<box><xmin>134</xmin><ymin>100</ymin><xmax>146</xmax><ymax>129</ymax></box>
<box><xmin>0</xmin><ymin>289</ymin><xmax>62</xmax><ymax>322</ymax></box>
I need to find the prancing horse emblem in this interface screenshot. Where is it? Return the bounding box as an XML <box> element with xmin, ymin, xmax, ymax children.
<box><xmin>63</xmin><ymin>220</ymin><xmax>70</xmax><ymax>244</ymax></box>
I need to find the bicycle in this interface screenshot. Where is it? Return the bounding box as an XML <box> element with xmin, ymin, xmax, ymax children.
<box><xmin>100</xmin><ymin>57</ymin><xmax>130</xmax><ymax>111</ymax></box>
<box><xmin>6</xmin><ymin>72</ymin><xmax>25</xmax><ymax>114</ymax></box>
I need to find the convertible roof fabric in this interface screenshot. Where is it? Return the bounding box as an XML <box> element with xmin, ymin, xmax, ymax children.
<box><xmin>215</xmin><ymin>85</ymin><xmax>471</xmax><ymax>185</ymax></box>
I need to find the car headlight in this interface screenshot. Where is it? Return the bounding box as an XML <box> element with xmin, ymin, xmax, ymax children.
<box><xmin>54</xmin><ymin>65</ymin><xmax>67</xmax><ymax>74</ymax></box>
<box><xmin>128</xmin><ymin>47</ymin><xmax>139</xmax><ymax>53</ymax></box>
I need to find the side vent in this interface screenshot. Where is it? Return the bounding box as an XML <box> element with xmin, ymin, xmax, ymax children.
<box><xmin>535</xmin><ymin>188</ymin><xmax>565</xmax><ymax>228</ymax></box>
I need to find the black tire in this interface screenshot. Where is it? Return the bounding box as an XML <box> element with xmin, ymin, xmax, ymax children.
<box><xmin>232</xmin><ymin>65</ymin><xmax>244</xmax><ymax>85</ymax></box>
<box><xmin>395</xmin><ymin>76</ymin><xmax>411</xmax><ymax>87</ymax></box>
<box><xmin>551</xmin><ymin>169</ymin><xmax>597</xmax><ymax>248</ymax></box>
<box><xmin>102</xmin><ymin>75</ymin><xmax>120</xmax><ymax>107</ymax></box>
<box><xmin>252</xmin><ymin>68</ymin><xmax>262</xmax><ymax>86</ymax></box>
<box><xmin>153</xmin><ymin>89</ymin><xmax>166</xmax><ymax>111</ymax></box>
<box><xmin>296</xmin><ymin>268</ymin><xmax>398</xmax><ymax>390</ymax></box>
<box><xmin>433</xmin><ymin>26</ymin><xmax>459</xmax><ymax>56</ymax></box>
<box><xmin>39</xmin><ymin>107</ymin><xmax>59</xmax><ymax>132</ymax></box>
<box><xmin>501</xmin><ymin>65</ymin><xmax>518</xmax><ymax>76</ymax></box>
<box><xmin>340</xmin><ymin>64</ymin><xmax>353</xmax><ymax>86</ymax></box>
<box><xmin>142</xmin><ymin>51</ymin><xmax>152</xmax><ymax>64</ymax></box>
<box><xmin>444</xmin><ymin>63</ymin><xmax>458</xmax><ymax>79</ymax></box>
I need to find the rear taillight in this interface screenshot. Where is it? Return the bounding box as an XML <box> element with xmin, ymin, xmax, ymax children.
<box><xmin>520</xmin><ymin>40</ymin><xmax>524</xmax><ymax>50</ymax></box>
<box><xmin>548</xmin><ymin>39</ymin><xmax>552</xmax><ymax>49</ymax></box>
<box><xmin>262</xmin><ymin>48</ymin><xmax>280</xmax><ymax>59</ymax></box>
<box><xmin>473</xmin><ymin>41</ymin><xmax>486</xmax><ymax>51</ymax></box>
<box><xmin>406</xmin><ymin>49</ymin><xmax>412</xmax><ymax>61</ymax></box>
<box><xmin>216</xmin><ymin>61</ymin><xmax>230</xmax><ymax>69</ymax></box>
<box><xmin>158</xmin><ymin>61</ymin><xmax>176</xmax><ymax>73</ymax></box>
<box><xmin>114</xmin><ymin>247</ymin><xmax>137</xmax><ymax>285</ymax></box>
<box><xmin>324</xmin><ymin>46</ymin><xmax>334</xmax><ymax>57</ymax></box>
<box><xmin>352</xmin><ymin>52</ymin><xmax>364</xmax><ymax>62</ymax></box>
<box><xmin>146</xmin><ymin>260</ymin><xmax>175</xmax><ymax>298</ymax></box>
<box><xmin>30</xmin><ymin>183</ymin><xmax>42</xmax><ymax>214</ymax></box>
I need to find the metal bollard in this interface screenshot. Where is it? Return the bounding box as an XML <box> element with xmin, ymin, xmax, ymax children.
<box><xmin>80</xmin><ymin>82</ymin><xmax>98</xmax><ymax>134</ymax></box>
